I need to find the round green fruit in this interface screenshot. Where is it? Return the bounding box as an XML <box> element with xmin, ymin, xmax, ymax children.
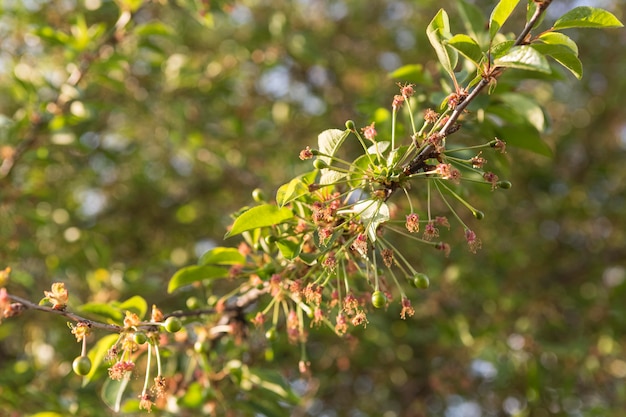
<box><xmin>133</xmin><ymin>331</ymin><xmax>148</xmax><ymax>345</ymax></box>
<box><xmin>371</xmin><ymin>290</ymin><xmax>387</xmax><ymax>308</ymax></box>
<box><xmin>265</xmin><ymin>327</ymin><xmax>277</xmax><ymax>341</ymax></box>
<box><xmin>164</xmin><ymin>316</ymin><xmax>182</xmax><ymax>333</ymax></box>
<box><xmin>252</xmin><ymin>188</ymin><xmax>267</xmax><ymax>203</ymax></box>
<box><xmin>313</xmin><ymin>159</ymin><xmax>327</xmax><ymax>170</ymax></box>
<box><xmin>413</xmin><ymin>273</ymin><xmax>430</xmax><ymax>289</ymax></box>
<box><xmin>72</xmin><ymin>356</ymin><xmax>92</xmax><ymax>376</ymax></box>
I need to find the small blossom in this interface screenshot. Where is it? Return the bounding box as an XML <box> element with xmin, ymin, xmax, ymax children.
<box><xmin>251</xmin><ymin>312</ymin><xmax>265</xmax><ymax>327</ymax></box>
<box><xmin>43</xmin><ymin>282</ymin><xmax>68</xmax><ymax>310</ymax></box>
<box><xmin>471</xmin><ymin>154</ymin><xmax>487</xmax><ymax>169</ymax></box>
<box><xmin>335</xmin><ymin>312</ymin><xmax>348</xmax><ymax>336</ymax></box>
<box><xmin>399</xmin><ymin>82</ymin><xmax>415</xmax><ymax>98</ymax></box>
<box><xmin>311</xmin><ymin>307</ymin><xmax>324</xmax><ymax>327</ymax></box>
<box><xmin>70</xmin><ymin>321</ymin><xmax>91</xmax><ymax>342</ymax></box>
<box><xmin>435</xmin><ymin>242</ymin><xmax>451</xmax><ymax>257</ymax></box>
<box><xmin>299</xmin><ymin>360</ymin><xmax>311</xmax><ymax>375</ymax></box>
<box><xmin>392</xmin><ymin>94</ymin><xmax>404</xmax><ymax>110</ymax></box>
<box><xmin>351</xmin><ymin>311</ymin><xmax>368</xmax><ymax>327</ymax></box>
<box><xmin>435</xmin><ymin>216</ymin><xmax>450</xmax><ymax>229</ymax></box>
<box><xmin>424</xmin><ymin>108</ymin><xmax>439</xmax><ymax>124</ymax></box>
<box><xmin>139</xmin><ymin>392</ymin><xmax>154</xmax><ymax>412</ymax></box>
<box><xmin>405</xmin><ymin>213</ymin><xmax>420</xmax><ymax>233</ymax></box>
<box><xmin>317</xmin><ymin>227</ymin><xmax>334</xmax><ymax>245</ymax></box>
<box><xmin>465</xmin><ymin>229</ymin><xmax>482</xmax><ymax>253</ymax></box>
<box><xmin>447</xmin><ymin>88</ymin><xmax>468</xmax><ymax>109</ymax></box>
<box><xmin>483</xmin><ymin>171</ymin><xmax>499</xmax><ymax>190</ymax></box>
<box><xmin>108</xmin><ymin>360</ymin><xmax>135</xmax><ymax>380</ymax></box>
<box><xmin>400</xmin><ymin>297</ymin><xmax>415</xmax><ymax>320</ymax></box>
<box><xmin>124</xmin><ymin>310</ymin><xmax>141</xmax><ymax>329</ymax></box>
<box><xmin>322</xmin><ymin>253</ymin><xmax>337</xmax><ymax>270</ymax></box>
<box><xmin>299</xmin><ymin>146</ymin><xmax>314</xmax><ymax>160</ymax></box>
<box><xmin>423</xmin><ymin>221</ymin><xmax>439</xmax><ymax>241</ymax></box>
<box><xmin>381</xmin><ymin>249</ymin><xmax>394</xmax><ymax>268</ymax></box>
<box><xmin>151</xmin><ymin>305</ymin><xmax>164</xmax><ymax>322</ymax></box>
<box><xmin>351</xmin><ymin>233</ymin><xmax>368</xmax><ymax>257</ymax></box>
<box><xmin>343</xmin><ymin>293</ymin><xmax>359</xmax><ymax>315</ymax></box>
<box><xmin>304</xmin><ymin>283</ymin><xmax>322</xmax><ymax>306</ymax></box>
<box><xmin>492</xmin><ymin>137</ymin><xmax>506</xmax><ymax>153</ymax></box>
<box><xmin>361</xmin><ymin>122</ymin><xmax>377</xmax><ymax>141</ymax></box>
<box><xmin>287</xmin><ymin>310</ymin><xmax>300</xmax><ymax>343</ymax></box>
<box><xmin>238</xmin><ymin>241</ymin><xmax>252</xmax><ymax>256</ymax></box>
<box><xmin>152</xmin><ymin>375</ymin><xmax>167</xmax><ymax>398</ymax></box>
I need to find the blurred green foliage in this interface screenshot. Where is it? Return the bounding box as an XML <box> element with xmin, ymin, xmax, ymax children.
<box><xmin>1</xmin><ymin>0</ymin><xmax>626</xmax><ymax>416</ymax></box>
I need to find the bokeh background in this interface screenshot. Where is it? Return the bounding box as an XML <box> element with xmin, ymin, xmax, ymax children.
<box><xmin>1</xmin><ymin>0</ymin><xmax>625</xmax><ymax>415</ymax></box>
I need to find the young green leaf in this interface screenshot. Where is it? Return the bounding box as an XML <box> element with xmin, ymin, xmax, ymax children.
<box><xmin>388</xmin><ymin>64</ymin><xmax>432</xmax><ymax>86</ymax></box>
<box><xmin>276</xmin><ymin>170</ymin><xmax>317</xmax><ymax>207</ymax></box>
<box><xmin>537</xmin><ymin>32</ymin><xmax>578</xmax><ymax>54</ymax></box>
<box><xmin>198</xmin><ymin>247</ymin><xmax>246</xmax><ymax>266</ymax></box>
<box><xmin>497</xmin><ymin>92</ymin><xmax>546</xmax><ymax>132</ymax></box>
<box><xmin>447</xmin><ymin>34</ymin><xmax>484</xmax><ymax>68</ymax></box>
<box><xmin>275</xmin><ymin>239</ymin><xmax>303</xmax><ymax>260</ymax></box>
<box><xmin>167</xmin><ymin>265</ymin><xmax>229</xmax><ymax>293</ymax></box>
<box><xmin>317</xmin><ymin>129</ymin><xmax>349</xmax><ymax>165</ymax></box>
<box><xmin>225</xmin><ymin>204</ymin><xmax>294</xmax><ymax>238</ymax></box>
<box><xmin>489</xmin><ymin>0</ymin><xmax>521</xmax><ymax>40</ymax></box>
<box><xmin>427</xmin><ymin>9</ymin><xmax>459</xmax><ymax>85</ymax></box>
<box><xmin>552</xmin><ymin>7</ymin><xmax>624</xmax><ymax>30</ymax></box>
<box><xmin>494</xmin><ymin>45</ymin><xmax>550</xmax><ymax>73</ymax></box>
<box><xmin>531</xmin><ymin>43</ymin><xmax>583</xmax><ymax>79</ymax></box>
<box><xmin>118</xmin><ymin>296</ymin><xmax>148</xmax><ymax>320</ymax></box>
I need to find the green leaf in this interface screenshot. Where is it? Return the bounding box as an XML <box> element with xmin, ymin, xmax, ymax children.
<box><xmin>78</xmin><ymin>302</ymin><xmax>123</xmax><ymax>323</ymax></box>
<box><xmin>456</xmin><ymin>0</ymin><xmax>486</xmax><ymax>40</ymax></box>
<box><xmin>491</xmin><ymin>40</ymin><xmax>515</xmax><ymax>59</ymax></box>
<box><xmin>494</xmin><ymin>45</ymin><xmax>550</xmax><ymax>73</ymax></box>
<box><xmin>447</xmin><ymin>34</ymin><xmax>484</xmax><ymax>68</ymax></box>
<box><xmin>427</xmin><ymin>9</ymin><xmax>458</xmax><ymax>83</ymax></box>
<box><xmin>486</xmin><ymin>107</ymin><xmax>552</xmax><ymax>156</ymax></box>
<box><xmin>317</xmin><ymin>128</ymin><xmax>349</xmax><ymax>165</ymax></box>
<box><xmin>489</xmin><ymin>0</ymin><xmax>521</xmax><ymax>40</ymax></box>
<box><xmin>388</xmin><ymin>64</ymin><xmax>432</xmax><ymax>85</ymax></box>
<box><xmin>198</xmin><ymin>247</ymin><xmax>246</xmax><ymax>266</ymax></box>
<box><xmin>276</xmin><ymin>170</ymin><xmax>317</xmax><ymax>207</ymax></box>
<box><xmin>352</xmin><ymin>200</ymin><xmax>390</xmax><ymax>243</ymax></box>
<box><xmin>275</xmin><ymin>239</ymin><xmax>302</xmax><ymax>260</ymax></box>
<box><xmin>531</xmin><ymin>43</ymin><xmax>583</xmax><ymax>79</ymax></box>
<box><xmin>167</xmin><ymin>265</ymin><xmax>228</xmax><ymax>293</ymax></box>
<box><xmin>497</xmin><ymin>92</ymin><xmax>546</xmax><ymax>132</ymax></box>
<box><xmin>134</xmin><ymin>22</ymin><xmax>175</xmax><ymax>37</ymax></box>
<box><xmin>553</xmin><ymin>7</ymin><xmax>623</xmax><ymax>30</ymax></box>
<box><xmin>225</xmin><ymin>204</ymin><xmax>294</xmax><ymax>238</ymax></box>
<box><xmin>118</xmin><ymin>296</ymin><xmax>148</xmax><ymax>319</ymax></box>
<box><xmin>537</xmin><ymin>32</ymin><xmax>578</xmax><ymax>54</ymax></box>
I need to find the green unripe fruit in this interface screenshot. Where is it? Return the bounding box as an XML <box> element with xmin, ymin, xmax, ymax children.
<box><xmin>252</xmin><ymin>188</ymin><xmax>267</xmax><ymax>203</ymax></box>
<box><xmin>72</xmin><ymin>356</ymin><xmax>92</xmax><ymax>376</ymax></box>
<box><xmin>371</xmin><ymin>290</ymin><xmax>387</xmax><ymax>308</ymax></box>
<box><xmin>186</xmin><ymin>296</ymin><xmax>200</xmax><ymax>310</ymax></box>
<box><xmin>265</xmin><ymin>327</ymin><xmax>277</xmax><ymax>341</ymax></box>
<box><xmin>163</xmin><ymin>316</ymin><xmax>182</xmax><ymax>333</ymax></box>
<box><xmin>345</xmin><ymin>120</ymin><xmax>356</xmax><ymax>130</ymax></box>
<box><xmin>412</xmin><ymin>273</ymin><xmax>430</xmax><ymax>289</ymax></box>
<box><xmin>313</xmin><ymin>159</ymin><xmax>328</xmax><ymax>170</ymax></box>
<box><xmin>473</xmin><ymin>210</ymin><xmax>485</xmax><ymax>220</ymax></box>
<box><xmin>133</xmin><ymin>331</ymin><xmax>148</xmax><ymax>345</ymax></box>
<box><xmin>497</xmin><ymin>180</ymin><xmax>512</xmax><ymax>189</ymax></box>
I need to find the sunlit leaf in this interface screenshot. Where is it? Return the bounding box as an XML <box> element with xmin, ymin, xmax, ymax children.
<box><xmin>531</xmin><ymin>43</ymin><xmax>583</xmax><ymax>79</ymax></box>
<box><xmin>447</xmin><ymin>34</ymin><xmax>484</xmax><ymax>68</ymax></box>
<box><xmin>352</xmin><ymin>200</ymin><xmax>390</xmax><ymax>242</ymax></box>
<box><xmin>388</xmin><ymin>64</ymin><xmax>432</xmax><ymax>85</ymax></box>
<box><xmin>198</xmin><ymin>247</ymin><xmax>246</xmax><ymax>266</ymax></box>
<box><xmin>317</xmin><ymin>129</ymin><xmax>349</xmax><ymax>165</ymax></box>
<box><xmin>553</xmin><ymin>7</ymin><xmax>623</xmax><ymax>30</ymax></box>
<box><xmin>102</xmin><ymin>375</ymin><xmax>131</xmax><ymax>412</ymax></box>
<box><xmin>118</xmin><ymin>295</ymin><xmax>148</xmax><ymax>319</ymax></box>
<box><xmin>497</xmin><ymin>92</ymin><xmax>546</xmax><ymax>132</ymax></box>
<box><xmin>167</xmin><ymin>265</ymin><xmax>229</xmax><ymax>293</ymax></box>
<box><xmin>225</xmin><ymin>204</ymin><xmax>294</xmax><ymax>238</ymax></box>
<box><xmin>427</xmin><ymin>9</ymin><xmax>458</xmax><ymax>83</ymax></box>
<box><xmin>84</xmin><ymin>334</ymin><xmax>119</xmax><ymax>385</ymax></box>
<box><xmin>494</xmin><ymin>45</ymin><xmax>550</xmax><ymax>73</ymax></box>
<box><xmin>537</xmin><ymin>32</ymin><xmax>578</xmax><ymax>54</ymax></box>
<box><xmin>78</xmin><ymin>303</ymin><xmax>124</xmax><ymax>323</ymax></box>
<box><xmin>276</xmin><ymin>170</ymin><xmax>317</xmax><ymax>207</ymax></box>
<box><xmin>489</xmin><ymin>0</ymin><xmax>521</xmax><ymax>40</ymax></box>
